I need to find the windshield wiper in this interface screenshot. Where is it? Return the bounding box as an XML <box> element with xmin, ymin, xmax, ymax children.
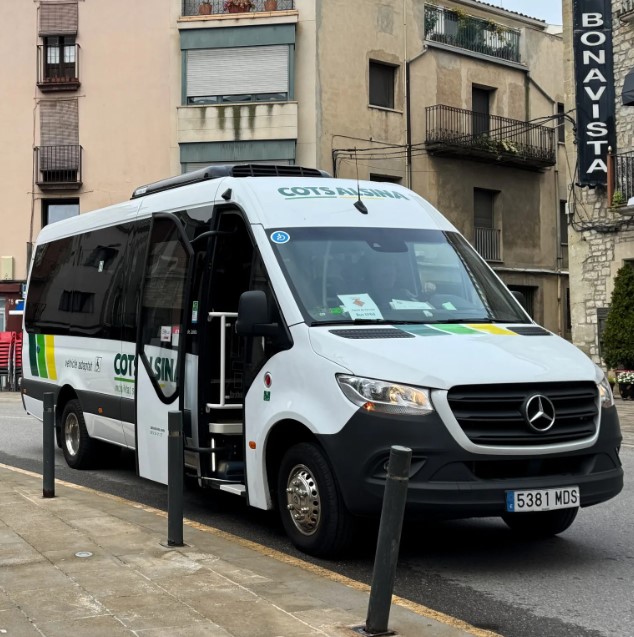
<box><xmin>311</xmin><ymin>318</ymin><xmax>392</xmax><ymax>326</ymax></box>
<box><xmin>310</xmin><ymin>318</ymin><xmax>437</xmax><ymax>327</ymax></box>
<box><xmin>436</xmin><ymin>317</ymin><xmax>505</xmax><ymax>324</ymax></box>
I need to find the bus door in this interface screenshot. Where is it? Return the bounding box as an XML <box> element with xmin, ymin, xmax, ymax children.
<box><xmin>136</xmin><ymin>215</ymin><xmax>192</xmax><ymax>484</ymax></box>
<box><xmin>197</xmin><ymin>211</ymin><xmax>255</xmax><ymax>492</ymax></box>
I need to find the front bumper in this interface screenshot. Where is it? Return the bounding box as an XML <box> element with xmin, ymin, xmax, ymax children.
<box><xmin>317</xmin><ymin>405</ymin><xmax>623</xmax><ymax>519</ymax></box>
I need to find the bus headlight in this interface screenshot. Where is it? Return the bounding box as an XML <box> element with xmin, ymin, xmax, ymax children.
<box><xmin>598</xmin><ymin>375</ymin><xmax>615</xmax><ymax>408</ymax></box>
<box><xmin>337</xmin><ymin>375</ymin><xmax>434</xmax><ymax>416</ymax></box>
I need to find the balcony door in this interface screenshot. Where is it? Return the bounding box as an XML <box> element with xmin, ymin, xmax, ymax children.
<box><xmin>44</xmin><ymin>36</ymin><xmax>76</xmax><ymax>81</ymax></box>
<box><xmin>472</xmin><ymin>87</ymin><xmax>491</xmax><ymax>137</ymax></box>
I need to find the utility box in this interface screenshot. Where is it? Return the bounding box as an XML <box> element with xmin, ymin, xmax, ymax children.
<box><xmin>1</xmin><ymin>256</ymin><xmax>14</xmax><ymax>280</ymax></box>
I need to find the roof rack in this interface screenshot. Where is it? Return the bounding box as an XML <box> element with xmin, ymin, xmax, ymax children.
<box><xmin>131</xmin><ymin>163</ymin><xmax>330</xmax><ymax>199</ymax></box>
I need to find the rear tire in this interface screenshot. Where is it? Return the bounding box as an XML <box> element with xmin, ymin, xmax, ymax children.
<box><xmin>61</xmin><ymin>399</ymin><xmax>98</xmax><ymax>469</ymax></box>
<box><xmin>277</xmin><ymin>442</ymin><xmax>355</xmax><ymax>558</ymax></box>
<box><xmin>502</xmin><ymin>507</ymin><xmax>578</xmax><ymax>538</ymax></box>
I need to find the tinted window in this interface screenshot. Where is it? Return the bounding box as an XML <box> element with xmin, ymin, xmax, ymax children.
<box><xmin>139</xmin><ymin>217</ymin><xmax>190</xmax><ymax>401</ymax></box>
<box><xmin>70</xmin><ymin>225</ymin><xmax>128</xmax><ymax>339</ymax></box>
<box><xmin>121</xmin><ymin>220</ymin><xmax>150</xmax><ymax>343</ymax></box>
<box><xmin>25</xmin><ymin>236</ymin><xmax>77</xmax><ymax>334</ymax></box>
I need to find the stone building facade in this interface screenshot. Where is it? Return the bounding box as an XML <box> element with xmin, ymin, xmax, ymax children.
<box><xmin>563</xmin><ymin>0</ymin><xmax>634</xmax><ymax>366</ymax></box>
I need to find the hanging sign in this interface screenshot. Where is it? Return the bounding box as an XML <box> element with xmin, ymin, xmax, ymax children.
<box><xmin>572</xmin><ymin>0</ymin><xmax>616</xmax><ymax>186</ymax></box>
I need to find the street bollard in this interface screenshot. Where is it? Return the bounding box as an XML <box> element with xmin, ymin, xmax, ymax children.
<box><xmin>167</xmin><ymin>410</ymin><xmax>184</xmax><ymax>547</ymax></box>
<box><xmin>42</xmin><ymin>392</ymin><xmax>55</xmax><ymax>498</ymax></box>
<box><xmin>365</xmin><ymin>445</ymin><xmax>412</xmax><ymax>636</ymax></box>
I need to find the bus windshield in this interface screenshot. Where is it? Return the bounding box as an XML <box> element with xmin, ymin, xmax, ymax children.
<box><xmin>269</xmin><ymin>227</ymin><xmax>530</xmax><ymax>325</ymax></box>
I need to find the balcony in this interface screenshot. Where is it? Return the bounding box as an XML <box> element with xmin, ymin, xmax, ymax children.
<box><xmin>35</xmin><ymin>145</ymin><xmax>82</xmax><ymax>190</ymax></box>
<box><xmin>425</xmin><ymin>105</ymin><xmax>556</xmax><ymax>171</ymax></box>
<box><xmin>475</xmin><ymin>227</ymin><xmax>501</xmax><ymax>262</ymax></box>
<box><xmin>37</xmin><ymin>44</ymin><xmax>80</xmax><ymax>92</ymax></box>
<box><xmin>182</xmin><ymin>0</ymin><xmax>295</xmax><ymax>17</ymax></box>
<box><xmin>610</xmin><ymin>151</ymin><xmax>634</xmax><ymax>207</ymax></box>
<box><xmin>424</xmin><ymin>4</ymin><xmax>520</xmax><ymax>64</ymax></box>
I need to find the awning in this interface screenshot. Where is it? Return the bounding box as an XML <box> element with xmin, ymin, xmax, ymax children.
<box><xmin>623</xmin><ymin>68</ymin><xmax>634</xmax><ymax>105</ymax></box>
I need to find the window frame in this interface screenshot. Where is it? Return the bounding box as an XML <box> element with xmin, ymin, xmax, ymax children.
<box><xmin>369</xmin><ymin>60</ymin><xmax>397</xmax><ymax>110</ymax></box>
<box><xmin>42</xmin><ymin>198</ymin><xmax>79</xmax><ymax>227</ymax></box>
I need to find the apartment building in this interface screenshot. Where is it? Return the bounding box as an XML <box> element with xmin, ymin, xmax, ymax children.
<box><xmin>562</xmin><ymin>0</ymin><xmax>634</xmax><ymax>365</ymax></box>
<box><xmin>0</xmin><ymin>0</ymin><xmax>567</xmax><ymax>335</ymax></box>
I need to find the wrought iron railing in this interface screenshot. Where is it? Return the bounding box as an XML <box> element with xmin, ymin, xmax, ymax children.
<box><xmin>425</xmin><ymin>105</ymin><xmax>556</xmax><ymax>166</ymax></box>
<box><xmin>613</xmin><ymin>151</ymin><xmax>634</xmax><ymax>204</ymax></box>
<box><xmin>424</xmin><ymin>4</ymin><xmax>520</xmax><ymax>63</ymax></box>
<box><xmin>475</xmin><ymin>226</ymin><xmax>501</xmax><ymax>261</ymax></box>
<box><xmin>182</xmin><ymin>0</ymin><xmax>294</xmax><ymax>16</ymax></box>
<box><xmin>35</xmin><ymin>145</ymin><xmax>82</xmax><ymax>189</ymax></box>
<box><xmin>36</xmin><ymin>44</ymin><xmax>80</xmax><ymax>91</ymax></box>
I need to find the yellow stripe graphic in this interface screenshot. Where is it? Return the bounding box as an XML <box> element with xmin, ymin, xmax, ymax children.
<box><xmin>467</xmin><ymin>324</ymin><xmax>517</xmax><ymax>335</ymax></box>
<box><xmin>45</xmin><ymin>335</ymin><xmax>57</xmax><ymax>380</ymax></box>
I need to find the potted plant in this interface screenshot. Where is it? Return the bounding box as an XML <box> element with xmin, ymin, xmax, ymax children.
<box><xmin>602</xmin><ymin>265</ymin><xmax>634</xmax><ymax>394</ymax></box>
<box><xmin>264</xmin><ymin>0</ymin><xmax>278</xmax><ymax>10</ymax></box>
<box><xmin>616</xmin><ymin>370</ymin><xmax>634</xmax><ymax>400</ymax></box>
<box><xmin>223</xmin><ymin>0</ymin><xmax>254</xmax><ymax>13</ymax></box>
<box><xmin>198</xmin><ymin>0</ymin><xmax>213</xmax><ymax>15</ymax></box>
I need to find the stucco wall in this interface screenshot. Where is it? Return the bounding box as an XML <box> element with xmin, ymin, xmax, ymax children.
<box><xmin>0</xmin><ymin>0</ymin><xmax>178</xmax><ymax>282</ymax></box>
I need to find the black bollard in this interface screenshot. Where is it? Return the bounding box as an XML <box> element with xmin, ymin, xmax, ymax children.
<box><xmin>365</xmin><ymin>445</ymin><xmax>412</xmax><ymax>636</ymax></box>
<box><xmin>167</xmin><ymin>411</ymin><xmax>184</xmax><ymax>547</ymax></box>
<box><xmin>42</xmin><ymin>392</ymin><xmax>55</xmax><ymax>498</ymax></box>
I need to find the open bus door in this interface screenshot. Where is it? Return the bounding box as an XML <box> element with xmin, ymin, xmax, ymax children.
<box><xmin>136</xmin><ymin>215</ymin><xmax>192</xmax><ymax>484</ymax></box>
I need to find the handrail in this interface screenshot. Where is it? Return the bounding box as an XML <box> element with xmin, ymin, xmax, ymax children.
<box><xmin>206</xmin><ymin>312</ymin><xmax>242</xmax><ymax>411</ymax></box>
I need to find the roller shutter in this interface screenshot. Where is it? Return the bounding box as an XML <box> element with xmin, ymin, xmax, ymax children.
<box><xmin>39</xmin><ymin>1</ymin><xmax>78</xmax><ymax>36</ymax></box>
<box><xmin>187</xmin><ymin>45</ymin><xmax>288</xmax><ymax>98</ymax></box>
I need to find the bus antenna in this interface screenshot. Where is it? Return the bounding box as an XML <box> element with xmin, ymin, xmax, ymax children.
<box><xmin>353</xmin><ymin>148</ymin><xmax>368</xmax><ymax>214</ymax></box>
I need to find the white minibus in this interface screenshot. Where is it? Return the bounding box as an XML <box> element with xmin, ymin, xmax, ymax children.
<box><xmin>23</xmin><ymin>165</ymin><xmax>623</xmax><ymax>556</ymax></box>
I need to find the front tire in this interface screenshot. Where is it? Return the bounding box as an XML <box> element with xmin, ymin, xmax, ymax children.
<box><xmin>277</xmin><ymin>442</ymin><xmax>355</xmax><ymax>557</ymax></box>
<box><xmin>502</xmin><ymin>507</ymin><xmax>578</xmax><ymax>538</ymax></box>
<box><xmin>61</xmin><ymin>399</ymin><xmax>98</xmax><ymax>469</ymax></box>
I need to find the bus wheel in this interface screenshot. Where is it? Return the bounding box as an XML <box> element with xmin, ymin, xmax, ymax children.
<box><xmin>61</xmin><ymin>399</ymin><xmax>97</xmax><ymax>469</ymax></box>
<box><xmin>501</xmin><ymin>507</ymin><xmax>578</xmax><ymax>538</ymax></box>
<box><xmin>277</xmin><ymin>442</ymin><xmax>354</xmax><ymax>557</ymax></box>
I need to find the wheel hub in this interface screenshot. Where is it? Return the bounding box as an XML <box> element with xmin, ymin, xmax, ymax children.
<box><xmin>64</xmin><ymin>413</ymin><xmax>80</xmax><ymax>457</ymax></box>
<box><xmin>285</xmin><ymin>464</ymin><xmax>320</xmax><ymax>536</ymax></box>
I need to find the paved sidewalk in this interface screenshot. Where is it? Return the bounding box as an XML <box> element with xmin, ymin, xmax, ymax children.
<box><xmin>0</xmin><ymin>463</ymin><xmax>485</xmax><ymax>637</ymax></box>
<box><xmin>1</xmin><ymin>395</ymin><xmax>630</xmax><ymax>637</ymax></box>
<box><xmin>614</xmin><ymin>396</ymin><xmax>634</xmax><ymax>446</ymax></box>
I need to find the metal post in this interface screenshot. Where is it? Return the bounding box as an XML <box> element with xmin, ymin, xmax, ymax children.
<box><xmin>167</xmin><ymin>411</ymin><xmax>184</xmax><ymax>547</ymax></box>
<box><xmin>365</xmin><ymin>445</ymin><xmax>412</xmax><ymax>636</ymax></box>
<box><xmin>42</xmin><ymin>392</ymin><xmax>55</xmax><ymax>498</ymax></box>
<box><xmin>607</xmin><ymin>146</ymin><xmax>614</xmax><ymax>207</ymax></box>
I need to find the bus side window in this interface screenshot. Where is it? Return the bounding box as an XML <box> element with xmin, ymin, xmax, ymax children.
<box><xmin>25</xmin><ymin>236</ymin><xmax>77</xmax><ymax>335</ymax></box>
<box><xmin>209</xmin><ymin>213</ymin><xmax>253</xmax><ymax>313</ymax></box>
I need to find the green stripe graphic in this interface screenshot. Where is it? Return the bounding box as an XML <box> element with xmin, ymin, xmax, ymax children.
<box><xmin>28</xmin><ymin>333</ymin><xmax>39</xmax><ymax>377</ymax></box>
<box><xmin>36</xmin><ymin>334</ymin><xmax>48</xmax><ymax>379</ymax></box>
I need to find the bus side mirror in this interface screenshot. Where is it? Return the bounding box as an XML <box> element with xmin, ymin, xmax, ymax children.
<box><xmin>236</xmin><ymin>290</ymin><xmax>280</xmax><ymax>337</ymax></box>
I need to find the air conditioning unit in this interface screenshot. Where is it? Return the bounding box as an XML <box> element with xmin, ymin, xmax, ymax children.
<box><xmin>0</xmin><ymin>256</ymin><xmax>14</xmax><ymax>280</ymax></box>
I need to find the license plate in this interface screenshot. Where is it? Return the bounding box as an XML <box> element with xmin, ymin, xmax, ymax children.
<box><xmin>505</xmin><ymin>486</ymin><xmax>579</xmax><ymax>512</ymax></box>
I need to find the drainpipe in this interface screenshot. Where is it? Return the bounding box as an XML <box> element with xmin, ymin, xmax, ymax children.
<box><xmin>403</xmin><ymin>0</ymin><xmax>409</xmax><ymax>188</ymax></box>
<box><xmin>405</xmin><ymin>46</ymin><xmax>429</xmax><ymax>190</ymax></box>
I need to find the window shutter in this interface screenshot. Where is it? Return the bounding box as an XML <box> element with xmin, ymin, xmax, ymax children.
<box><xmin>187</xmin><ymin>46</ymin><xmax>289</xmax><ymax>98</ymax></box>
<box><xmin>40</xmin><ymin>99</ymin><xmax>79</xmax><ymax>169</ymax></box>
<box><xmin>39</xmin><ymin>1</ymin><xmax>78</xmax><ymax>36</ymax></box>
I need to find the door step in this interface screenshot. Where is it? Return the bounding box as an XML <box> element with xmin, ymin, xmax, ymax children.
<box><xmin>209</xmin><ymin>422</ymin><xmax>243</xmax><ymax>435</ymax></box>
<box><xmin>219</xmin><ymin>483</ymin><xmax>246</xmax><ymax>496</ymax></box>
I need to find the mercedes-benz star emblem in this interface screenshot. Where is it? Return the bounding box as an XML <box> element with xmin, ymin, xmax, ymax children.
<box><xmin>523</xmin><ymin>394</ymin><xmax>556</xmax><ymax>432</ymax></box>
